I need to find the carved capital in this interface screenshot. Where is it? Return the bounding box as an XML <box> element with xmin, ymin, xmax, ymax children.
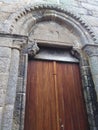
<box><xmin>83</xmin><ymin>44</ymin><xmax>98</xmax><ymax>57</ymax></box>
<box><xmin>24</xmin><ymin>40</ymin><xmax>39</xmax><ymax>57</ymax></box>
<box><xmin>70</xmin><ymin>48</ymin><xmax>81</xmax><ymax>60</ymax></box>
<box><xmin>13</xmin><ymin>39</ymin><xmax>27</xmax><ymax>50</ymax></box>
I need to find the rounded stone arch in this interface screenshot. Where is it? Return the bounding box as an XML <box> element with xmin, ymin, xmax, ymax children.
<box><xmin>4</xmin><ymin>4</ymin><xmax>97</xmax><ymax>130</ymax></box>
<box><xmin>3</xmin><ymin>4</ymin><xmax>97</xmax><ymax>46</ymax></box>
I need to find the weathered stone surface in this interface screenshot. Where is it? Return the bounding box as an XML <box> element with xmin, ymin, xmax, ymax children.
<box><xmin>12</xmin><ymin>92</ymin><xmax>26</xmax><ymax>130</ymax></box>
<box><xmin>0</xmin><ymin>47</ymin><xmax>11</xmax><ymax>58</ymax></box>
<box><xmin>0</xmin><ymin>58</ymin><xmax>10</xmax><ymax>73</ymax></box>
<box><xmin>15</xmin><ymin>93</ymin><xmax>26</xmax><ymax>111</ymax></box>
<box><xmin>82</xmin><ymin>15</ymin><xmax>98</xmax><ymax>27</ymax></box>
<box><xmin>88</xmin><ymin>56</ymin><xmax>98</xmax><ymax>101</ymax></box>
<box><xmin>29</xmin><ymin>22</ymin><xmax>81</xmax><ymax>45</ymax></box>
<box><xmin>12</xmin><ymin>118</ymin><xmax>20</xmax><ymax>130</ymax></box>
<box><xmin>90</xmin><ymin>56</ymin><xmax>98</xmax><ymax>75</ymax></box>
<box><xmin>92</xmin><ymin>10</ymin><xmax>98</xmax><ymax>17</ymax></box>
<box><xmin>0</xmin><ymin>12</ymin><xmax>10</xmax><ymax>22</ymax></box>
<box><xmin>90</xmin><ymin>126</ymin><xmax>98</xmax><ymax>130</ymax></box>
<box><xmin>81</xmin><ymin>66</ymin><xmax>90</xmax><ymax>76</ymax></box>
<box><xmin>2</xmin><ymin>105</ymin><xmax>14</xmax><ymax>130</ymax></box>
<box><xmin>0</xmin><ymin>4</ymin><xmax>18</xmax><ymax>13</ymax></box>
<box><xmin>95</xmin><ymin>115</ymin><xmax>98</xmax><ymax>127</ymax></box>
<box><xmin>60</xmin><ymin>0</ymin><xmax>75</xmax><ymax>5</ymax></box>
<box><xmin>15</xmin><ymin>93</ymin><xmax>22</xmax><ymax>110</ymax></box>
<box><xmin>16</xmin><ymin>77</ymin><xmax>23</xmax><ymax>92</ymax></box>
<box><xmin>71</xmin><ymin>6</ymin><xmax>88</xmax><ymax>15</ymax></box>
<box><xmin>92</xmin><ymin>74</ymin><xmax>98</xmax><ymax>98</ymax></box>
<box><xmin>27</xmin><ymin>41</ymin><xmax>40</xmax><ymax>57</ymax></box>
<box><xmin>0</xmin><ymin>37</ymin><xmax>12</xmax><ymax>47</ymax></box>
<box><xmin>5</xmin><ymin>49</ymin><xmax>19</xmax><ymax>105</ymax></box>
<box><xmin>0</xmin><ymin>89</ymin><xmax>6</xmax><ymax>107</ymax></box>
<box><xmin>87</xmin><ymin>0</ymin><xmax>98</xmax><ymax>5</ymax></box>
<box><xmin>81</xmin><ymin>2</ymin><xmax>98</xmax><ymax>12</ymax></box>
<box><xmin>93</xmin><ymin>75</ymin><xmax>98</xmax><ymax>86</ymax></box>
<box><xmin>93</xmin><ymin>27</ymin><xmax>98</xmax><ymax>33</ymax></box>
<box><xmin>93</xmin><ymin>27</ymin><xmax>98</xmax><ymax>39</ymax></box>
<box><xmin>0</xmin><ymin>107</ymin><xmax>3</xmax><ymax>130</ymax></box>
<box><xmin>0</xmin><ymin>74</ymin><xmax>9</xmax><ymax>89</ymax></box>
<box><xmin>83</xmin><ymin>45</ymin><xmax>98</xmax><ymax>56</ymax></box>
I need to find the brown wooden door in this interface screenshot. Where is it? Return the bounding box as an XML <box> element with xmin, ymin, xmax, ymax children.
<box><xmin>24</xmin><ymin>60</ymin><xmax>89</xmax><ymax>130</ymax></box>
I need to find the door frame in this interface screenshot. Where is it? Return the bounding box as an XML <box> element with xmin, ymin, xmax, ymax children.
<box><xmin>25</xmin><ymin>59</ymin><xmax>90</xmax><ymax>130</ymax></box>
<box><xmin>10</xmin><ymin>37</ymin><xmax>98</xmax><ymax>130</ymax></box>
<box><xmin>18</xmin><ymin>41</ymin><xmax>96</xmax><ymax>130</ymax></box>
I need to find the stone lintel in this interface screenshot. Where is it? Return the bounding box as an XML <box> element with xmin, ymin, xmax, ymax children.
<box><xmin>82</xmin><ymin>44</ymin><xmax>98</xmax><ymax>57</ymax></box>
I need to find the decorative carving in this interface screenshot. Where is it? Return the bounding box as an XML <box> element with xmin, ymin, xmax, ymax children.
<box><xmin>83</xmin><ymin>44</ymin><xmax>98</xmax><ymax>57</ymax></box>
<box><xmin>24</xmin><ymin>40</ymin><xmax>39</xmax><ymax>57</ymax></box>
<box><xmin>70</xmin><ymin>48</ymin><xmax>81</xmax><ymax>60</ymax></box>
<box><xmin>4</xmin><ymin>4</ymin><xmax>97</xmax><ymax>42</ymax></box>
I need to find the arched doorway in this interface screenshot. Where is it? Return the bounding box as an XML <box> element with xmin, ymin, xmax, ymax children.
<box><xmin>3</xmin><ymin>4</ymin><xmax>97</xmax><ymax>130</ymax></box>
<box><xmin>24</xmin><ymin>45</ymin><xmax>90</xmax><ymax>130</ymax></box>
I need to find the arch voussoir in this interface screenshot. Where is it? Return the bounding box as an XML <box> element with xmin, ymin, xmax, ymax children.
<box><xmin>3</xmin><ymin>4</ymin><xmax>97</xmax><ymax>43</ymax></box>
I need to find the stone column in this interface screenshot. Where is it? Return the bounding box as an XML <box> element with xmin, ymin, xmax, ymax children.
<box><xmin>0</xmin><ymin>34</ymin><xmax>27</xmax><ymax>130</ymax></box>
<box><xmin>1</xmin><ymin>49</ymin><xmax>20</xmax><ymax>130</ymax></box>
<box><xmin>71</xmin><ymin>48</ymin><xmax>97</xmax><ymax>129</ymax></box>
<box><xmin>11</xmin><ymin>40</ymin><xmax>40</xmax><ymax>130</ymax></box>
<box><xmin>83</xmin><ymin>44</ymin><xmax>98</xmax><ymax>129</ymax></box>
<box><xmin>83</xmin><ymin>45</ymin><xmax>98</xmax><ymax>99</ymax></box>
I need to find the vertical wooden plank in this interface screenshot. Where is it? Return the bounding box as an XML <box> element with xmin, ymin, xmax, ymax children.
<box><xmin>56</xmin><ymin>62</ymin><xmax>89</xmax><ymax>130</ymax></box>
<box><xmin>25</xmin><ymin>60</ymin><xmax>38</xmax><ymax>130</ymax></box>
<box><xmin>24</xmin><ymin>61</ymin><xmax>32</xmax><ymax>130</ymax></box>
<box><xmin>56</xmin><ymin>62</ymin><xmax>66</xmax><ymax>130</ymax></box>
<box><xmin>53</xmin><ymin>61</ymin><xmax>60</xmax><ymax>130</ymax></box>
<box><xmin>57</xmin><ymin>62</ymin><xmax>75</xmax><ymax>130</ymax></box>
<box><xmin>24</xmin><ymin>60</ymin><xmax>58</xmax><ymax>130</ymax></box>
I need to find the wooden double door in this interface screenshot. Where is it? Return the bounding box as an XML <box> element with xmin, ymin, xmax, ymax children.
<box><xmin>24</xmin><ymin>60</ymin><xmax>89</xmax><ymax>130</ymax></box>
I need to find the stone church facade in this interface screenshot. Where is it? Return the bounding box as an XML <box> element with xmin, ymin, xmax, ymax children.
<box><xmin>0</xmin><ymin>0</ymin><xmax>98</xmax><ymax>130</ymax></box>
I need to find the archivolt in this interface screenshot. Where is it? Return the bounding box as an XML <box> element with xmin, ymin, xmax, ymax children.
<box><xmin>3</xmin><ymin>4</ymin><xmax>97</xmax><ymax>44</ymax></box>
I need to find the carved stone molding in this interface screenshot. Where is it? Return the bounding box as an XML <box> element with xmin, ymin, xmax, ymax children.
<box><xmin>83</xmin><ymin>44</ymin><xmax>98</xmax><ymax>57</ymax></box>
<box><xmin>3</xmin><ymin>4</ymin><xmax>97</xmax><ymax>43</ymax></box>
<box><xmin>24</xmin><ymin>40</ymin><xmax>40</xmax><ymax>57</ymax></box>
<box><xmin>70</xmin><ymin>48</ymin><xmax>81</xmax><ymax>60</ymax></box>
<box><xmin>0</xmin><ymin>33</ymin><xmax>27</xmax><ymax>50</ymax></box>
<box><xmin>13</xmin><ymin>39</ymin><xmax>27</xmax><ymax>50</ymax></box>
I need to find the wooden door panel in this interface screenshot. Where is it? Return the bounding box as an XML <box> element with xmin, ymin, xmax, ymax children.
<box><xmin>24</xmin><ymin>60</ymin><xmax>89</xmax><ymax>130</ymax></box>
<box><xmin>56</xmin><ymin>62</ymin><xmax>89</xmax><ymax>130</ymax></box>
<box><xmin>24</xmin><ymin>60</ymin><xmax>58</xmax><ymax>130</ymax></box>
